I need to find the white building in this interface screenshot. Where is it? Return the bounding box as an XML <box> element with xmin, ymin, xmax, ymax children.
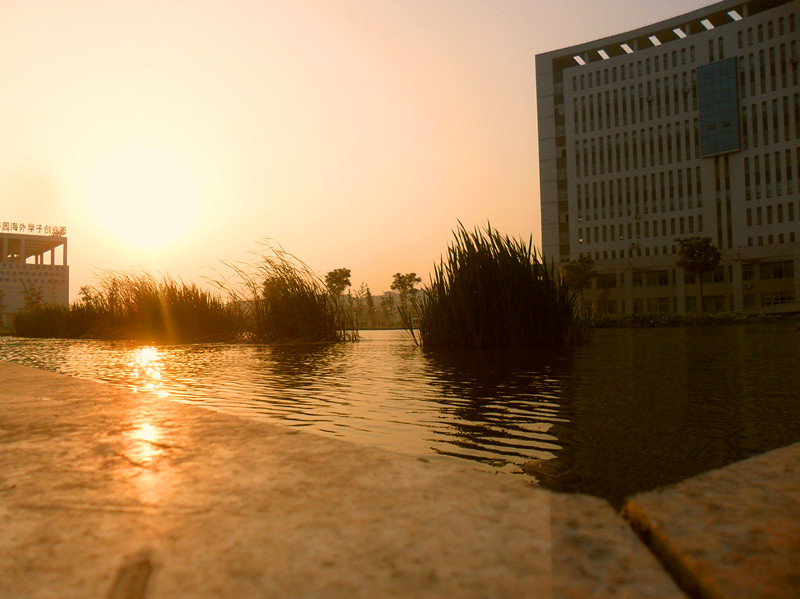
<box><xmin>1</xmin><ymin>223</ymin><xmax>69</xmax><ymax>330</ymax></box>
<box><xmin>536</xmin><ymin>0</ymin><xmax>799</xmax><ymax>313</ymax></box>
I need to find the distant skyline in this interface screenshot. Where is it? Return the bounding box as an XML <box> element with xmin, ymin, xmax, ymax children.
<box><xmin>1</xmin><ymin>0</ymin><xmax>709</xmax><ymax>299</ymax></box>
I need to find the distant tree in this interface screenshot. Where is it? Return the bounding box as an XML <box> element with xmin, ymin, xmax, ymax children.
<box><xmin>353</xmin><ymin>282</ymin><xmax>375</xmax><ymax>328</ymax></box>
<box><xmin>325</xmin><ymin>268</ymin><xmax>351</xmax><ymax>297</ymax></box>
<box><xmin>561</xmin><ymin>256</ymin><xmax>596</xmax><ymax>309</ymax></box>
<box><xmin>676</xmin><ymin>237</ymin><xmax>721</xmax><ymax>313</ymax></box>
<box><xmin>390</xmin><ymin>272</ymin><xmax>422</xmax><ymax>309</ymax></box>
<box><xmin>363</xmin><ymin>285</ymin><xmax>375</xmax><ymax>327</ymax></box>
<box><xmin>380</xmin><ymin>293</ymin><xmax>396</xmax><ymax>328</ymax></box>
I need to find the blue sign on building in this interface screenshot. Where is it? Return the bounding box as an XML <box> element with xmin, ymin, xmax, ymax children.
<box><xmin>697</xmin><ymin>57</ymin><xmax>741</xmax><ymax>157</ymax></box>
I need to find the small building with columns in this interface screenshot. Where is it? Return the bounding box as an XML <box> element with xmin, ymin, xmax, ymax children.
<box><xmin>1</xmin><ymin>222</ymin><xmax>69</xmax><ymax>330</ymax></box>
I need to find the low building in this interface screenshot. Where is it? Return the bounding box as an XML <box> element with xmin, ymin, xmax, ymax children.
<box><xmin>1</xmin><ymin>222</ymin><xmax>69</xmax><ymax>330</ymax></box>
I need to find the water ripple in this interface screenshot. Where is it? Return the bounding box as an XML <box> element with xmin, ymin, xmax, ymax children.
<box><xmin>2</xmin><ymin>325</ymin><xmax>799</xmax><ymax>507</ymax></box>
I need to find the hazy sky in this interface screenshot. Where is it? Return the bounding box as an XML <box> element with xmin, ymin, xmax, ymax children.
<box><xmin>1</xmin><ymin>0</ymin><xmax>707</xmax><ymax>299</ymax></box>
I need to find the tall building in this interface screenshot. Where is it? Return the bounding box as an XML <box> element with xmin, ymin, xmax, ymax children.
<box><xmin>536</xmin><ymin>0</ymin><xmax>799</xmax><ymax>314</ymax></box>
<box><xmin>1</xmin><ymin>222</ymin><xmax>69</xmax><ymax>330</ymax></box>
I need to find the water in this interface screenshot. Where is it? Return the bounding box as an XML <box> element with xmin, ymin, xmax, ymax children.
<box><xmin>2</xmin><ymin>325</ymin><xmax>799</xmax><ymax>508</ymax></box>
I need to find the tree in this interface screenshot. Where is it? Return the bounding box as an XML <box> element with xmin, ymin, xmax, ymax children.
<box><xmin>325</xmin><ymin>268</ymin><xmax>351</xmax><ymax>297</ymax></box>
<box><xmin>380</xmin><ymin>293</ymin><xmax>396</xmax><ymax>328</ymax></box>
<box><xmin>676</xmin><ymin>237</ymin><xmax>721</xmax><ymax>313</ymax></box>
<box><xmin>561</xmin><ymin>256</ymin><xmax>596</xmax><ymax>309</ymax></box>
<box><xmin>21</xmin><ymin>283</ymin><xmax>44</xmax><ymax>312</ymax></box>
<box><xmin>353</xmin><ymin>282</ymin><xmax>375</xmax><ymax>328</ymax></box>
<box><xmin>390</xmin><ymin>272</ymin><xmax>421</xmax><ymax>308</ymax></box>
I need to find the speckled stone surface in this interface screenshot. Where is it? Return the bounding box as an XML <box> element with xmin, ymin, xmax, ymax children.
<box><xmin>623</xmin><ymin>442</ymin><xmax>800</xmax><ymax>598</ymax></box>
<box><xmin>0</xmin><ymin>361</ymin><xmax>683</xmax><ymax>598</ymax></box>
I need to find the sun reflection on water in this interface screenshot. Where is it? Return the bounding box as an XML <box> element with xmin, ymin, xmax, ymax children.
<box><xmin>126</xmin><ymin>347</ymin><xmax>168</xmax><ymax>397</ymax></box>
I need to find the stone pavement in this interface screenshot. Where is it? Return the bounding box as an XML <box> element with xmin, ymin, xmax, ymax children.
<box><xmin>0</xmin><ymin>361</ymin><xmax>797</xmax><ymax>598</ymax></box>
<box><xmin>623</xmin><ymin>442</ymin><xmax>800</xmax><ymax>599</ymax></box>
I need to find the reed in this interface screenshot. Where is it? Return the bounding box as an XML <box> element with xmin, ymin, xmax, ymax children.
<box><xmin>417</xmin><ymin>223</ymin><xmax>591</xmax><ymax>349</ymax></box>
<box><xmin>213</xmin><ymin>242</ymin><xmax>356</xmax><ymax>343</ymax></box>
<box><xmin>13</xmin><ymin>272</ymin><xmax>241</xmax><ymax>343</ymax></box>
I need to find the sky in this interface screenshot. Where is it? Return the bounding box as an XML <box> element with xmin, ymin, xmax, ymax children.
<box><xmin>1</xmin><ymin>0</ymin><xmax>709</xmax><ymax>300</ymax></box>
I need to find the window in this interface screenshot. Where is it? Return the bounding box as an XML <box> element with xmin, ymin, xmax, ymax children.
<box><xmin>760</xmin><ymin>260</ymin><xmax>794</xmax><ymax>279</ymax></box>
<box><xmin>646</xmin><ymin>297</ymin><xmax>670</xmax><ymax>313</ymax></box>
<box><xmin>597</xmin><ymin>299</ymin><xmax>617</xmax><ymax>314</ymax></box>
<box><xmin>596</xmin><ymin>273</ymin><xmax>617</xmax><ymax>289</ymax></box>
<box><xmin>646</xmin><ymin>270</ymin><xmax>669</xmax><ymax>286</ymax></box>
<box><xmin>761</xmin><ymin>292</ymin><xmax>795</xmax><ymax>306</ymax></box>
<box><xmin>700</xmin><ymin>267</ymin><xmax>725</xmax><ymax>284</ymax></box>
<box><xmin>742</xmin><ymin>263</ymin><xmax>755</xmax><ymax>281</ymax></box>
<box><xmin>703</xmin><ymin>295</ymin><xmax>725</xmax><ymax>312</ymax></box>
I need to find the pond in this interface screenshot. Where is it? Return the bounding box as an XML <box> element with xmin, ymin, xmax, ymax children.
<box><xmin>2</xmin><ymin>324</ymin><xmax>799</xmax><ymax>508</ymax></box>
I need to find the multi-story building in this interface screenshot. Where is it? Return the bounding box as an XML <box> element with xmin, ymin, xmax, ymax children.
<box><xmin>1</xmin><ymin>223</ymin><xmax>69</xmax><ymax>330</ymax></box>
<box><xmin>536</xmin><ymin>0</ymin><xmax>799</xmax><ymax>314</ymax></box>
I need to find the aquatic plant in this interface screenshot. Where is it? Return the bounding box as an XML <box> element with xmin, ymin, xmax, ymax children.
<box><xmin>214</xmin><ymin>242</ymin><xmax>356</xmax><ymax>343</ymax></box>
<box><xmin>13</xmin><ymin>272</ymin><xmax>241</xmax><ymax>343</ymax></box>
<box><xmin>417</xmin><ymin>223</ymin><xmax>591</xmax><ymax>349</ymax></box>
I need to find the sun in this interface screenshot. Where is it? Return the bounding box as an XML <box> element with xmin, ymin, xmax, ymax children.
<box><xmin>81</xmin><ymin>142</ymin><xmax>204</xmax><ymax>250</ymax></box>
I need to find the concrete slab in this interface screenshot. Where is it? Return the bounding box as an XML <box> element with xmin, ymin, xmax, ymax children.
<box><xmin>623</xmin><ymin>442</ymin><xmax>800</xmax><ymax>598</ymax></box>
<box><xmin>0</xmin><ymin>362</ymin><xmax>682</xmax><ymax>598</ymax></box>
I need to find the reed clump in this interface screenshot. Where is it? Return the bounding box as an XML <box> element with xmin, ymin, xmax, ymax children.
<box><xmin>13</xmin><ymin>272</ymin><xmax>241</xmax><ymax>343</ymax></box>
<box><xmin>417</xmin><ymin>223</ymin><xmax>591</xmax><ymax>349</ymax></box>
<box><xmin>214</xmin><ymin>242</ymin><xmax>356</xmax><ymax>343</ymax></box>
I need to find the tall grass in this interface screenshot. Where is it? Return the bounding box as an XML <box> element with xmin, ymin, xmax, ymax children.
<box><xmin>213</xmin><ymin>242</ymin><xmax>356</xmax><ymax>343</ymax></box>
<box><xmin>417</xmin><ymin>223</ymin><xmax>591</xmax><ymax>349</ymax></box>
<box><xmin>13</xmin><ymin>272</ymin><xmax>241</xmax><ymax>343</ymax></box>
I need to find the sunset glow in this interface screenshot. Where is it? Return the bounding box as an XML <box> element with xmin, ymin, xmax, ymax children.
<box><xmin>0</xmin><ymin>0</ymin><xmax>706</xmax><ymax>298</ymax></box>
<box><xmin>79</xmin><ymin>141</ymin><xmax>204</xmax><ymax>250</ymax></box>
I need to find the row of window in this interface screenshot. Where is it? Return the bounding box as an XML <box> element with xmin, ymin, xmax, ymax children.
<box><xmin>572</xmin><ymin>76</ymin><xmax>698</xmax><ymax>135</ymax></box>
<box><xmin>741</xmin><ymin>94</ymin><xmax>800</xmax><ymax>150</ymax></box>
<box><xmin>574</xmin><ymin>121</ymin><xmax>704</xmax><ymax>177</ymax></box>
<box><xmin>746</xmin><ymin>201</ymin><xmax>797</xmax><ymax>226</ymax></box>
<box><xmin>739</xmin><ymin>42</ymin><xmax>799</xmax><ymax>98</ymax></box>
<box><xmin>747</xmin><ymin>231</ymin><xmax>798</xmax><ymax>246</ymax></box>
<box><xmin>574</xmin><ymin>75</ymin><xmax>800</xmax><ymax>162</ymax></box>
<box><xmin>578</xmin><ymin>223</ymin><xmax>799</xmax><ymax>260</ymax></box>
<box><xmin>596</xmin><ymin>291</ymin><xmax>797</xmax><ymax>315</ymax></box>
<box><xmin>0</xmin><ymin>264</ymin><xmax>67</xmax><ymax>270</ymax></box>
<box><xmin>744</xmin><ymin>148</ymin><xmax>800</xmax><ymax>200</ymax></box>
<box><xmin>594</xmin><ymin>290</ymin><xmax>795</xmax><ymax>314</ymax></box>
<box><xmin>579</xmin><ymin>215</ymin><xmax>705</xmax><ymax>246</ymax></box>
<box><xmin>576</xmin><ymin>168</ymin><xmax>704</xmax><ymax>221</ymax></box>
<box><xmin>736</xmin><ymin>15</ymin><xmax>797</xmax><ymax>50</ymax></box>
<box><xmin>589</xmin><ymin>260</ymin><xmax>795</xmax><ymax>290</ymax></box>
<box><xmin>572</xmin><ymin>45</ymin><xmax>697</xmax><ymax>94</ymax></box>
<box><xmin>744</xmin><ymin>260</ymin><xmax>795</xmax><ymax>280</ymax></box>
<box><xmin>1</xmin><ymin>278</ymin><xmax>67</xmax><ymax>284</ymax></box>
<box><xmin>581</xmin><ymin>246</ymin><xmax>680</xmax><ymax>261</ymax></box>
<box><xmin>569</xmin><ymin>44</ymin><xmax>798</xmax><ymax>140</ymax></box>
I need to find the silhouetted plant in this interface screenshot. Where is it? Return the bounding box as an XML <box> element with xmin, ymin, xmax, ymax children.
<box><xmin>13</xmin><ymin>272</ymin><xmax>241</xmax><ymax>343</ymax></box>
<box><xmin>214</xmin><ymin>242</ymin><xmax>356</xmax><ymax>343</ymax></box>
<box><xmin>416</xmin><ymin>223</ymin><xmax>591</xmax><ymax>349</ymax></box>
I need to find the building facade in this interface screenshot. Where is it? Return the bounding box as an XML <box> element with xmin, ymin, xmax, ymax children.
<box><xmin>536</xmin><ymin>0</ymin><xmax>799</xmax><ymax>314</ymax></box>
<box><xmin>1</xmin><ymin>223</ymin><xmax>69</xmax><ymax>330</ymax></box>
